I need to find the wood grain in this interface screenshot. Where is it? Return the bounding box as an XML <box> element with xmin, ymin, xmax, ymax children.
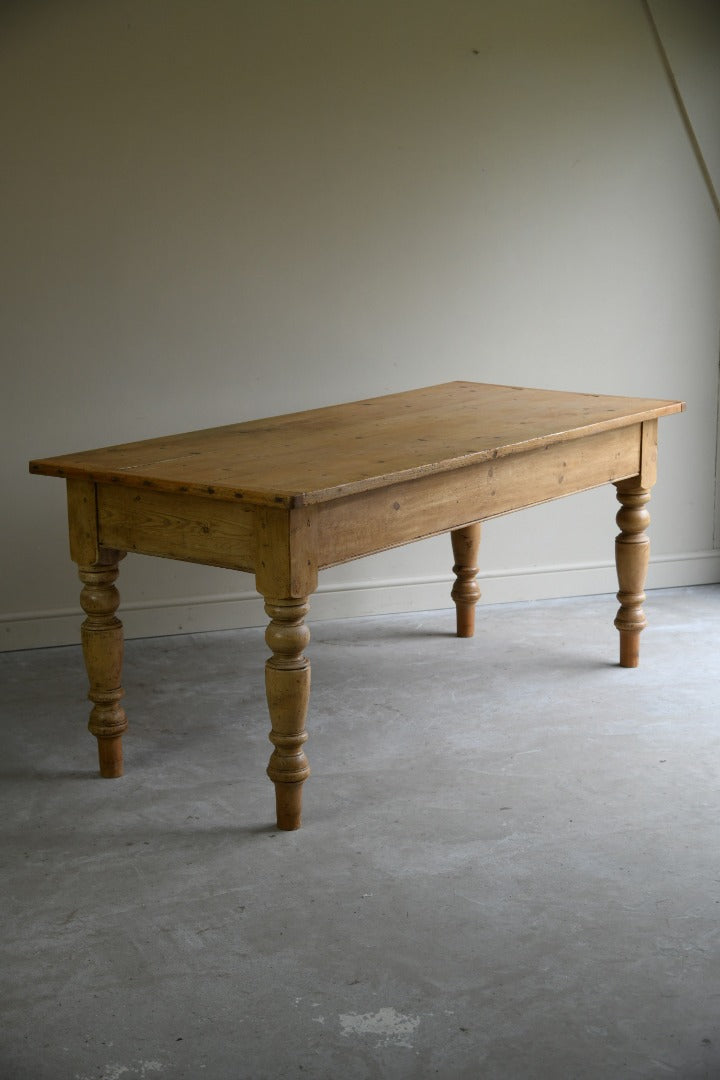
<box><xmin>314</xmin><ymin>424</ymin><xmax>642</xmax><ymax>568</ymax></box>
<box><xmin>30</xmin><ymin>382</ymin><xmax>685</xmax><ymax>830</ymax></box>
<box><xmin>67</xmin><ymin>478</ymin><xmax>99</xmax><ymax>565</ymax></box>
<box><xmin>78</xmin><ymin>550</ymin><xmax>127</xmax><ymax>777</ymax></box>
<box><xmin>451</xmin><ymin>523</ymin><xmax>482</xmax><ymax>637</ymax></box>
<box><xmin>264</xmin><ymin>596</ymin><xmax>312</xmax><ymax>831</ymax></box>
<box><xmin>97</xmin><ymin>485</ymin><xmax>256</xmax><ymax>571</ymax></box>
<box><xmin>614</xmin><ymin>480</ymin><xmax>651</xmax><ymax>667</ymax></box>
<box><xmin>30</xmin><ymin>382</ymin><xmax>684</xmax><ymax>508</ymax></box>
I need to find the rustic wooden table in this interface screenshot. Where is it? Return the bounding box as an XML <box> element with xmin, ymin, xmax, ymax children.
<box><xmin>30</xmin><ymin>382</ymin><xmax>684</xmax><ymax>829</ymax></box>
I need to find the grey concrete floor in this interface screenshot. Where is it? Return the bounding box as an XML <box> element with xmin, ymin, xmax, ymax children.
<box><xmin>1</xmin><ymin>585</ymin><xmax>720</xmax><ymax>1080</ymax></box>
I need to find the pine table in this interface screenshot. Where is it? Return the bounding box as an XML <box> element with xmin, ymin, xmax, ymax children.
<box><xmin>30</xmin><ymin>382</ymin><xmax>684</xmax><ymax>829</ymax></box>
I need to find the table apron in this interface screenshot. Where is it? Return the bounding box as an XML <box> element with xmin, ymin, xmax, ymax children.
<box><xmin>88</xmin><ymin>422</ymin><xmax>644</xmax><ymax>578</ymax></box>
<box><xmin>96</xmin><ymin>486</ymin><xmax>257</xmax><ymax>572</ymax></box>
<box><xmin>315</xmin><ymin>424</ymin><xmax>643</xmax><ymax>568</ymax></box>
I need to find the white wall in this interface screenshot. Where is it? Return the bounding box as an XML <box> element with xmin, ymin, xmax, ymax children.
<box><xmin>2</xmin><ymin>0</ymin><xmax>719</xmax><ymax>651</ymax></box>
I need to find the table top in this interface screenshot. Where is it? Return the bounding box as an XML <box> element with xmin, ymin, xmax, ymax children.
<box><xmin>30</xmin><ymin>382</ymin><xmax>684</xmax><ymax>508</ymax></box>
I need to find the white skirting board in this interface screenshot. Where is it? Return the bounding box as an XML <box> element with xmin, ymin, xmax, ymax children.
<box><xmin>2</xmin><ymin>550</ymin><xmax>719</xmax><ymax>653</ymax></box>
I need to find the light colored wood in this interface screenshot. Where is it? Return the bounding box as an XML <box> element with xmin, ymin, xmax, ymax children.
<box><xmin>451</xmin><ymin>523</ymin><xmax>482</xmax><ymax>637</ymax></box>
<box><xmin>29</xmin><ymin>382</ymin><xmax>684</xmax><ymax>508</ymax></box>
<box><xmin>29</xmin><ymin>382</ymin><xmax>685</xmax><ymax>829</ymax></box>
<box><xmin>67</xmin><ymin>478</ymin><xmax>99</xmax><ymax>565</ymax></box>
<box><xmin>614</xmin><ymin>480</ymin><xmax>651</xmax><ymax>667</ymax></box>
<box><xmin>264</xmin><ymin>597</ymin><xmax>311</xmax><ymax>831</ymax></box>
<box><xmin>97</xmin><ymin>485</ymin><xmax>256</xmax><ymax>572</ymax></box>
<box><xmin>254</xmin><ymin>506</ymin><xmax>319</xmax><ymax>599</ymax></box>
<box><xmin>640</xmin><ymin>419</ymin><xmax>659</xmax><ymax>487</ymax></box>
<box><xmin>315</xmin><ymin>424</ymin><xmax>642</xmax><ymax>568</ymax></box>
<box><xmin>78</xmin><ymin>549</ymin><xmax>128</xmax><ymax>777</ymax></box>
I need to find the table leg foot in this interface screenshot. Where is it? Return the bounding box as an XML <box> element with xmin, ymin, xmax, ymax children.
<box><xmin>273</xmin><ymin>781</ymin><xmax>304</xmax><ymax>832</ymax></box>
<box><xmin>97</xmin><ymin>735</ymin><xmax>124</xmax><ymax>778</ymax></box>
<box><xmin>614</xmin><ymin>481</ymin><xmax>651</xmax><ymax>668</ymax></box>
<box><xmin>451</xmin><ymin>523</ymin><xmax>482</xmax><ymax>637</ymax></box>
<box><xmin>264</xmin><ymin>597</ymin><xmax>311</xmax><ymax>830</ymax></box>
<box><xmin>78</xmin><ymin>550</ymin><xmax>128</xmax><ymax>776</ymax></box>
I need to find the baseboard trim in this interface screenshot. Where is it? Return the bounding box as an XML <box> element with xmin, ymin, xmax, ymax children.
<box><xmin>2</xmin><ymin>550</ymin><xmax>719</xmax><ymax>652</ymax></box>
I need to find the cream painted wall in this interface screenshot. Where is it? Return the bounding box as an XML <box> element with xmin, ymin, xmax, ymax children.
<box><xmin>2</xmin><ymin>0</ymin><xmax>718</xmax><ymax>650</ymax></box>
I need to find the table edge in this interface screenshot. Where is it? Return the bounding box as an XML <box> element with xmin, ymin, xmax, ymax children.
<box><xmin>29</xmin><ymin>399</ymin><xmax>685</xmax><ymax>509</ymax></box>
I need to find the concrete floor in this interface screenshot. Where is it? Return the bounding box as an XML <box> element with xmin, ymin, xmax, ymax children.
<box><xmin>1</xmin><ymin>585</ymin><xmax>719</xmax><ymax>1080</ymax></box>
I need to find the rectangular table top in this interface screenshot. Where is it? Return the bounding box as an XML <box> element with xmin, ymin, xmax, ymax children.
<box><xmin>30</xmin><ymin>381</ymin><xmax>684</xmax><ymax>508</ymax></box>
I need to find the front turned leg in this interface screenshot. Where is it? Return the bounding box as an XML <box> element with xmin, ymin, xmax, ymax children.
<box><xmin>264</xmin><ymin>598</ymin><xmax>311</xmax><ymax>830</ymax></box>
<box><xmin>78</xmin><ymin>550</ymin><xmax>128</xmax><ymax>777</ymax></box>
<box><xmin>614</xmin><ymin>481</ymin><xmax>651</xmax><ymax>668</ymax></box>
<box><xmin>451</xmin><ymin>523</ymin><xmax>482</xmax><ymax>637</ymax></box>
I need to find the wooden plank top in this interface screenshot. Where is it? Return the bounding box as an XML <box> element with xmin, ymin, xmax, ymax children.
<box><xmin>29</xmin><ymin>382</ymin><xmax>684</xmax><ymax>508</ymax></box>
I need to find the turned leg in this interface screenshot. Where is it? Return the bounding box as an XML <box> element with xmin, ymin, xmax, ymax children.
<box><xmin>614</xmin><ymin>481</ymin><xmax>651</xmax><ymax>668</ymax></box>
<box><xmin>264</xmin><ymin>597</ymin><xmax>311</xmax><ymax>830</ymax></box>
<box><xmin>451</xmin><ymin>522</ymin><xmax>482</xmax><ymax>637</ymax></box>
<box><xmin>78</xmin><ymin>549</ymin><xmax>128</xmax><ymax>776</ymax></box>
